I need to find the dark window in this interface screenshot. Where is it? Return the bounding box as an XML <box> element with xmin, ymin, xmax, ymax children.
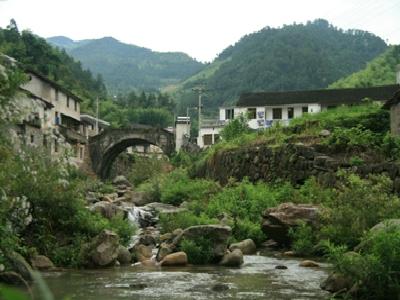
<box><xmin>67</xmin><ymin>96</ymin><xmax>70</xmax><ymax>108</ymax></box>
<box><xmin>288</xmin><ymin>107</ymin><xmax>294</xmax><ymax>119</ymax></box>
<box><xmin>80</xmin><ymin>147</ymin><xmax>84</xmax><ymax>159</ymax></box>
<box><xmin>247</xmin><ymin>108</ymin><xmax>257</xmax><ymax>119</ymax></box>
<box><xmin>30</xmin><ymin>135</ymin><xmax>34</xmax><ymax>144</ymax></box>
<box><xmin>214</xmin><ymin>134</ymin><xmax>220</xmax><ymax>143</ymax></box>
<box><xmin>327</xmin><ymin>105</ymin><xmax>337</xmax><ymax>110</ymax></box>
<box><xmin>225</xmin><ymin>108</ymin><xmax>234</xmax><ymax>120</ymax></box>
<box><xmin>74</xmin><ymin>100</ymin><xmax>78</xmax><ymax>111</ymax></box>
<box><xmin>43</xmin><ymin>136</ymin><xmax>47</xmax><ymax>147</ymax></box>
<box><xmin>203</xmin><ymin>134</ymin><xmax>213</xmax><ymax>146</ymax></box>
<box><xmin>272</xmin><ymin>108</ymin><xmax>282</xmax><ymax>120</ymax></box>
<box><xmin>302</xmin><ymin>106</ymin><xmax>308</xmax><ymax>113</ymax></box>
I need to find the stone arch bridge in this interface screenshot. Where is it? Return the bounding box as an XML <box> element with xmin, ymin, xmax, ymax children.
<box><xmin>89</xmin><ymin>125</ymin><xmax>175</xmax><ymax>179</ymax></box>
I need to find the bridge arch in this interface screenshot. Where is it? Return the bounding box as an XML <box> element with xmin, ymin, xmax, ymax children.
<box><xmin>89</xmin><ymin>126</ymin><xmax>175</xmax><ymax>179</ymax></box>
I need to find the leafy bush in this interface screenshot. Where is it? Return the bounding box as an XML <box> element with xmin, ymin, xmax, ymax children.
<box><xmin>180</xmin><ymin>237</ymin><xmax>214</xmax><ymax>264</ymax></box>
<box><xmin>159</xmin><ymin>211</ymin><xmax>218</xmax><ymax>234</ymax></box>
<box><xmin>381</xmin><ymin>133</ymin><xmax>400</xmax><ymax>161</ymax></box>
<box><xmin>220</xmin><ymin>115</ymin><xmax>250</xmax><ymax>141</ymax></box>
<box><xmin>325</xmin><ymin>227</ymin><xmax>400</xmax><ymax>299</ymax></box>
<box><xmin>318</xmin><ymin>172</ymin><xmax>400</xmax><ymax>248</ymax></box>
<box><xmin>288</xmin><ymin>223</ymin><xmax>316</xmax><ymax>256</ymax></box>
<box><xmin>128</xmin><ymin>155</ymin><xmax>166</xmax><ymax>186</ymax></box>
<box><xmin>160</xmin><ymin>169</ymin><xmax>220</xmax><ymax>206</ymax></box>
<box><xmin>0</xmin><ymin>144</ymin><xmax>134</xmax><ymax>268</ymax></box>
<box><xmin>324</xmin><ymin>125</ymin><xmax>379</xmax><ymax>152</ymax></box>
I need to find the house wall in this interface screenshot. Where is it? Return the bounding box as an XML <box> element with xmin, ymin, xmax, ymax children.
<box><xmin>176</xmin><ymin>122</ymin><xmax>191</xmax><ymax>151</ymax></box>
<box><xmin>391</xmin><ymin>103</ymin><xmax>400</xmax><ymax>136</ymax></box>
<box><xmin>197</xmin><ymin>126</ymin><xmax>222</xmax><ymax>148</ymax></box>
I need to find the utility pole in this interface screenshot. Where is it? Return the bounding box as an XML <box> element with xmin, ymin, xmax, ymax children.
<box><xmin>96</xmin><ymin>97</ymin><xmax>99</xmax><ymax>135</ymax></box>
<box><xmin>192</xmin><ymin>86</ymin><xmax>205</xmax><ymax>137</ymax></box>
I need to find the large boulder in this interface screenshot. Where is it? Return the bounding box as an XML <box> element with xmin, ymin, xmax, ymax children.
<box><xmin>130</xmin><ymin>191</ymin><xmax>152</xmax><ymax>206</ymax></box>
<box><xmin>173</xmin><ymin>225</ymin><xmax>232</xmax><ymax>260</ymax></box>
<box><xmin>113</xmin><ymin>175</ymin><xmax>131</xmax><ymax>187</ymax></box>
<box><xmin>117</xmin><ymin>246</ymin><xmax>132</xmax><ymax>265</ymax></box>
<box><xmin>261</xmin><ymin>202</ymin><xmax>320</xmax><ymax>246</ymax></box>
<box><xmin>320</xmin><ymin>273</ymin><xmax>353</xmax><ymax>293</ymax></box>
<box><xmin>6</xmin><ymin>252</ymin><xmax>33</xmax><ymax>281</ymax></box>
<box><xmin>219</xmin><ymin>249</ymin><xmax>244</xmax><ymax>267</ymax></box>
<box><xmin>134</xmin><ymin>244</ymin><xmax>153</xmax><ymax>262</ymax></box>
<box><xmin>156</xmin><ymin>243</ymin><xmax>175</xmax><ymax>262</ymax></box>
<box><xmin>229</xmin><ymin>239</ymin><xmax>257</xmax><ymax>255</ymax></box>
<box><xmin>89</xmin><ymin>229</ymin><xmax>120</xmax><ymax>267</ymax></box>
<box><xmin>30</xmin><ymin>255</ymin><xmax>54</xmax><ymax>270</ymax></box>
<box><xmin>90</xmin><ymin>201</ymin><xmax>124</xmax><ymax>219</ymax></box>
<box><xmin>160</xmin><ymin>251</ymin><xmax>188</xmax><ymax>266</ymax></box>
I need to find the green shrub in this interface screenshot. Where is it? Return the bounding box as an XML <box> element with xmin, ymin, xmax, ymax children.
<box><xmin>381</xmin><ymin>133</ymin><xmax>400</xmax><ymax>160</ymax></box>
<box><xmin>325</xmin><ymin>227</ymin><xmax>400</xmax><ymax>299</ymax></box>
<box><xmin>324</xmin><ymin>125</ymin><xmax>379</xmax><ymax>152</ymax></box>
<box><xmin>349</xmin><ymin>155</ymin><xmax>365</xmax><ymax>166</ymax></box>
<box><xmin>233</xmin><ymin>219</ymin><xmax>266</xmax><ymax>245</ymax></box>
<box><xmin>0</xmin><ymin>145</ymin><xmax>135</xmax><ymax>268</ymax></box>
<box><xmin>319</xmin><ymin>172</ymin><xmax>400</xmax><ymax>248</ymax></box>
<box><xmin>160</xmin><ymin>169</ymin><xmax>220</xmax><ymax>206</ymax></box>
<box><xmin>128</xmin><ymin>155</ymin><xmax>166</xmax><ymax>186</ymax></box>
<box><xmin>159</xmin><ymin>211</ymin><xmax>217</xmax><ymax>234</ymax></box>
<box><xmin>220</xmin><ymin>114</ymin><xmax>250</xmax><ymax>142</ymax></box>
<box><xmin>180</xmin><ymin>237</ymin><xmax>214</xmax><ymax>264</ymax></box>
<box><xmin>288</xmin><ymin>223</ymin><xmax>316</xmax><ymax>256</ymax></box>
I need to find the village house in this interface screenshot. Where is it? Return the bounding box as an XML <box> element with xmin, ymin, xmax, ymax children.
<box><xmin>80</xmin><ymin>114</ymin><xmax>110</xmax><ymax>139</ymax></box>
<box><xmin>197</xmin><ymin>80</ymin><xmax>400</xmax><ymax>148</ymax></box>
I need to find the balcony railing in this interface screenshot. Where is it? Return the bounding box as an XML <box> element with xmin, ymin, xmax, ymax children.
<box><xmin>59</xmin><ymin>125</ymin><xmax>87</xmax><ymax>144</ymax></box>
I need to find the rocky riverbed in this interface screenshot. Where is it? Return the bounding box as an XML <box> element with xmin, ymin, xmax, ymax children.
<box><xmin>35</xmin><ymin>250</ymin><xmax>330</xmax><ymax>300</ymax></box>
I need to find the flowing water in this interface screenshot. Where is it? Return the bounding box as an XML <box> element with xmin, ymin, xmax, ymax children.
<box><xmin>36</xmin><ymin>252</ymin><xmax>330</xmax><ymax>300</ymax></box>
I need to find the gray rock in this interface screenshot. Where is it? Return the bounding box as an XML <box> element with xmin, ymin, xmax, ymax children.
<box><xmin>261</xmin><ymin>202</ymin><xmax>320</xmax><ymax>246</ymax></box>
<box><xmin>174</xmin><ymin>225</ymin><xmax>231</xmax><ymax>259</ymax></box>
<box><xmin>229</xmin><ymin>239</ymin><xmax>257</xmax><ymax>255</ymax></box>
<box><xmin>320</xmin><ymin>273</ymin><xmax>352</xmax><ymax>293</ymax></box>
<box><xmin>89</xmin><ymin>229</ymin><xmax>120</xmax><ymax>267</ymax></box>
<box><xmin>219</xmin><ymin>249</ymin><xmax>243</xmax><ymax>267</ymax></box>
<box><xmin>113</xmin><ymin>175</ymin><xmax>131</xmax><ymax>187</ymax></box>
<box><xmin>6</xmin><ymin>252</ymin><xmax>33</xmax><ymax>281</ymax></box>
<box><xmin>275</xmin><ymin>265</ymin><xmax>288</xmax><ymax>270</ymax></box>
<box><xmin>156</xmin><ymin>243</ymin><xmax>175</xmax><ymax>262</ymax></box>
<box><xmin>30</xmin><ymin>255</ymin><xmax>54</xmax><ymax>270</ymax></box>
<box><xmin>90</xmin><ymin>201</ymin><xmax>124</xmax><ymax>219</ymax></box>
<box><xmin>0</xmin><ymin>271</ymin><xmax>28</xmax><ymax>286</ymax></box>
<box><xmin>117</xmin><ymin>245</ymin><xmax>132</xmax><ymax>265</ymax></box>
<box><xmin>319</xmin><ymin>129</ymin><xmax>331</xmax><ymax>137</ymax></box>
<box><xmin>212</xmin><ymin>283</ymin><xmax>229</xmax><ymax>292</ymax></box>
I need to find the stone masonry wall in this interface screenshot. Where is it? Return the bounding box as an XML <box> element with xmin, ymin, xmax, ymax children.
<box><xmin>198</xmin><ymin>143</ymin><xmax>400</xmax><ymax>192</ymax></box>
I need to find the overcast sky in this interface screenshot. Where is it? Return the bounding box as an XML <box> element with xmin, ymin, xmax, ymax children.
<box><xmin>0</xmin><ymin>0</ymin><xmax>399</xmax><ymax>62</ymax></box>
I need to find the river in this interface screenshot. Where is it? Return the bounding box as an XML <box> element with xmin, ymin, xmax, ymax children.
<box><xmin>36</xmin><ymin>250</ymin><xmax>330</xmax><ymax>300</ymax></box>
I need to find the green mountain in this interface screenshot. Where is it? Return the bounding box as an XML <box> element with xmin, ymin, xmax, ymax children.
<box><xmin>329</xmin><ymin>45</ymin><xmax>400</xmax><ymax>88</ymax></box>
<box><xmin>168</xmin><ymin>19</ymin><xmax>388</xmax><ymax>114</ymax></box>
<box><xmin>47</xmin><ymin>36</ymin><xmax>205</xmax><ymax>94</ymax></box>
<box><xmin>0</xmin><ymin>21</ymin><xmax>106</xmax><ymax>113</ymax></box>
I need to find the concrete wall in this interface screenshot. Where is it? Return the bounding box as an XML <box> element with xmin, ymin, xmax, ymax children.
<box><xmin>197</xmin><ymin>126</ymin><xmax>222</xmax><ymax>148</ymax></box>
<box><xmin>176</xmin><ymin>122</ymin><xmax>191</xmax><ymax>151</ymax></box>
<box><xmin>391</xmin><ymin>103</ymin><xmax>400</xmax><ymax>136</ymax></box>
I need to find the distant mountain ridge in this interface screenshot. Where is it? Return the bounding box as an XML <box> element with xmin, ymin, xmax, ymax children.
<box><xmin>166</xmin><ymin>19</ymin><xmax>388</xmax><ymax>114</ymax></box>
<box><xmin>47</xmin><ymin>36</ymin><xmax>205</xmax><ymax>94</ymax></box>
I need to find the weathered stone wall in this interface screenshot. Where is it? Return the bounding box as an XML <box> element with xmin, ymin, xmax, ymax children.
<box><xmin>198</xmin><ymin>143</ymin><xmax>400</xmax><ymax>191</ymax></box>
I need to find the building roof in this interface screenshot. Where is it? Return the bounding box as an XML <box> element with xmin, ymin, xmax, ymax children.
<box><xmin>80</xmin><ymin>114</ymin><xmax>110</xmax><ymax>127</ymax></box>
<box><xmin>383</xmin><ymin>89</ymin><xmax>400</xmax><ymax>109</ymax></box>
<box><xmin>26</xmin><ymin>69</ymin><xmax>84</xmax><ymax>103</ymax></box>
<box><xmin>237</xmin><ymin>85</ymin><xmax>400</xmax><ymax>107</ymax></box>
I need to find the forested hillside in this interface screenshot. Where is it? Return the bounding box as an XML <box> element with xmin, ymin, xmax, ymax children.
<box><xmin>47</xmin><ymin>36</ymin><xmax>205</xmax><ymax>94</ymax></box>
<box><xmin>329</xmin><ymin>45</ymin><xmax>400</xmax><ymax>88</ymax></box>
<box><xmin>0</xmin><ymin>20</ymin><xmax>107</xmax><ymax>112</ymax></box>
<box><xmin>169</xmin><ymin>19</ymin><xmax>387</xmax><ymax>114</ymax></box>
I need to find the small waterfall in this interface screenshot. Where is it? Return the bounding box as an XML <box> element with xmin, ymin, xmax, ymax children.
<box><xmin>127</xmin><ymin>206</ymin><xmax>156</xmax><ymax>228</ymax></box>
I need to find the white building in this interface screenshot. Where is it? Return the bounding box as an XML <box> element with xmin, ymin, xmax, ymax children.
<box><xmin>195</xmin><ymin>85</ymin><xmax>400</xmax><ymax>148</ymax></box>
<box><xmin>220</xmin><ymin>85</ymin><xmax>400</xmax><ymax>130</ymax></box>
